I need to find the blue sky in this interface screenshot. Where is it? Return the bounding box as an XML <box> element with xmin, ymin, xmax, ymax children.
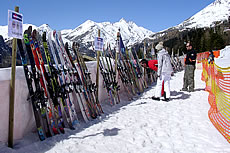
<box><xmin>1</xmin><ymin>0</ymin><xmax>214</xmax><ymax>32</ymax></box>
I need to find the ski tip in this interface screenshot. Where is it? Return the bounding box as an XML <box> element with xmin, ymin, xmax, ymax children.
<box><xmin>69</xmin><ymin>126</ymin><xmax>75</xmax><ymax>130</ymax></box>
<box><xmin>52</xmin><ymin>127</ymin><xmax>59</xmax><ymax>135</ymax></box>
<box><xmin>72</xmin><ymin>120</ymin><xmax>79</xmax><ymax>126</ymax></box>
<box><xmin>42</xmin><ymin>32</ymin><xmax>47</xmax><ymax>42</ymax></box>
<box><xmin>59</xmin><ymin>128</ymin><xmax>65</xmax><ymax>134</ymax></box>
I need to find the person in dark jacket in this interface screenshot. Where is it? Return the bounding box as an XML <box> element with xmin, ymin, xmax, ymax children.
<box><xmin>181</xmin><ymin>42</ymin><xmax>197</xmax><ymax>92</ymax></box>
<box><xmin>208</xmin><ymin>50</ymin><xmax>215</xmax><ymax>64</ymax></box>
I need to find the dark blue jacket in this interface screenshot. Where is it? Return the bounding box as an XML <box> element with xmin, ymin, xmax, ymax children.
<box><xmin>185</xmin><ymin>49</ymin><xmax>197</xmax><ymax>65</ymax></box>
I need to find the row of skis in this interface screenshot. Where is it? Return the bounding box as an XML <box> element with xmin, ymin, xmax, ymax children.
<box><xmin>18</xmin><ymin>26</ymin><xmax>103</xmax><ymax>141</ymax></box>
<box><xmin>17</xmin><ymin>26</ymin><xmax>182</xmax><ymax>141</ymax></box>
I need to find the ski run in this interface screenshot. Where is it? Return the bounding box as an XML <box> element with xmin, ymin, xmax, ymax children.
<box><xmin>1</xmin><ymin>69</ymin><xmax>230</xmax><ymax>153</ymax></box>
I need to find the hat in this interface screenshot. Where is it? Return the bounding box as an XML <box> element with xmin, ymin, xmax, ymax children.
<box><xmin>155</xmin><ymin>41</ymin><xmax>164</xmax><ymax>51</ymax></box>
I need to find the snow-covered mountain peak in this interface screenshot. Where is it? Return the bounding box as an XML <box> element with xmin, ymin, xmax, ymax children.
<box><xmin>37</xmin><ymin>24</ymin><xmax>52</xmax><ymax>34</ymax></box>
<box><xmin>0</xmin><ymin>17</ymin><xmax>153</xmax><ymax>52</ymax></box>
<box><xmin>119</xmin><ymin>18</ymin><xmax>127</xmax><ymax>23</ymax></box>
<box><xmin>212</xmin><ymin>0</ymin><xmax>228</xmax><ymax>5</ymax></box>
<box><xmin>61</xmin><ymin>18</ymin><xmax>154</xmax><ymax>49</ymax></box>
<box><xmin>118</xmin><ymin>18</ymin><xmax>135</xmax><ymax>26</ymax></box>
<box><xmin>176</xmin><ymin>0</ymin><xmax>230</xmax><ymax>30</ymax></box>
<box><xmin>82</xmin><ymin>20</ymin><xmax>95</xmax><ymax>26</ymax></box>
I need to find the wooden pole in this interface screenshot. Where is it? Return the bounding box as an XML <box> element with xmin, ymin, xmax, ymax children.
<box><xmin>114</xmin><ymin>30</ymin><xmax>119</xmax><ymax>76</ymax></box>
<box><xmin>143</xmin><ymin>41</ymin><xmax>148</xmax><ymax>87</ymax></box>
<box><xmin>8</xmin><ymin>6</ymin><xmax>19</xmax><ymax>148</ymax></box>
<box><xmin>95</xmin><ymin>29</ymin><xmax>101</xmax><ymax>100</ymax></box>
<box><xmin>151</xmin><ymin>43</ymin><xmax>155</xmax><ymax>59</ymax></box>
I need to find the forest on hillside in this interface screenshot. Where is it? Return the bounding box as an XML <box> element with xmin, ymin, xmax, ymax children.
<box><xmin>136</xmin><ymin>19</ymin><xmax>230</xmax><ymax>58</ymax></box>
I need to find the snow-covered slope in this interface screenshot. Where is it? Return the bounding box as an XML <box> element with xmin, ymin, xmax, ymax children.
<box><xmin>37</xmin><ymin>24</ymin><xmax>53</xmax><ymax>34</ymax></box>
<box><xmin>149</xmin><ymin>0</ymin><xmax>230</xmax><ymax>40</ymax></box>
<box><xmin>215</xmin><ymin>45</ymin><xmax>230</xmax><ymax>68</ymax></box>
<box><xmin>61</xmin><ymin>18</ymin><xmax>154</xmax><ymax>49</ymax></box>
<box><xmin>176</xmin><ymin>0</ymin><xmax>230</xmax><ymax>30</ymax></box>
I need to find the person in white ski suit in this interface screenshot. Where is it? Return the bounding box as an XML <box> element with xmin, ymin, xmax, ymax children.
<box><xmin>152</xmin><ymin>42</ymin><xmax>173</xmax><ymax>101</ymax></box>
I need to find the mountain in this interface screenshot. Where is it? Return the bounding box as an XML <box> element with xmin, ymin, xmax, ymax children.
<box><xmin>0</xmin><ymin>19</ymin><xmax>154</xmax><ymax>48</ymax></box>
<box><xmin>0</xmin><ymin>24</ymin><xmax>54</xmax><ymax>67</ymax></box>
<box><xmin>0</xmin><ymin>24</ymin><xmax>39</xmax><ymax>42</ymax></box>
<box><xmin>0</xmin><ymin>19</ymin><xmax>154</xmax><ymax>58</ymax></box>
<box><xmin>177</xmin><ymin>0</ymin><xmax>230</xmax><ymax>30</ymax></box>
<box><xmin>150</xmin><ymin>0</ymin><xmax>230</xmax><ymax>40</ymax></box>
<box><xmin>61</xmin><ymin>18</ymin><xmax>154</xmax><ymax>50</ymax></box>
<box><xmin>0</xmin><ymin>35</ymin><xmax>10</xmax><ymax>66</ymax></box>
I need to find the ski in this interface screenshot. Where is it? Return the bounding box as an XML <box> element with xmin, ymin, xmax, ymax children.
<box><xmin>64</xmin><ymin>42</ymin><xmax>93</xmax><ymax>122</ymax></box>
<box><xmin>17</xmin><ymin>38</ymin><xmax>46</xmax><ymax>141</ymax></box>
<box><xmin>72</xmin><ymin>42</ymin><xmax>103</xmax><ymax>115</ymax></box>
<box><xmin>42</xmin><ymin>31</ymin><xmax>65</xmax><ymax>133</ymax></box>
<box><xmin>47</xmin><ymin>31</ymin><xmax>78</xmax><ymax>129</ymax></box>
<box><xmin>23</xmin><ymin>27</ymin><xmax>53</xmax><ymax>138</ymax></box>
<box><xmin>54</xmin><ymin>31</ymin><xmax>101</xmax><ymax>117</ymax></box>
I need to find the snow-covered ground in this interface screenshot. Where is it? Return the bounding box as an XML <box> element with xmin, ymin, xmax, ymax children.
<box><xmin>1</xmin><ymin>69</ymin><xmax>229</xmax><ymax>153</ymax></box>
<box><xmin>215</xmin><ymin>45</ymin><xmax>230</xmax><ymax>68</ymax></box>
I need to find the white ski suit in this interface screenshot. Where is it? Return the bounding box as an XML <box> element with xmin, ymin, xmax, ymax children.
<box><xmin>154</xmin><ymin>48</ymin><xmax>173</xmax><ymax>99</ymax></box>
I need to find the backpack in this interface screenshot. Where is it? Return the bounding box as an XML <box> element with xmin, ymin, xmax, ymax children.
<box><xmin>162</xmin><ymin>53</ymin><xmax>173</xmax><ymax>72</ymax></box>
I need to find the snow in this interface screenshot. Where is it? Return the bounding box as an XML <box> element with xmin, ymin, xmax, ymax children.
<box><xmin>176</xmin><ymin>0</ymin><xmax>230</xmax><ymax>30</ymax></box>
<box><xmin>215</xmin><ymin>45</ymin><xmax>230</xmax><ymax>68</ymax></box>
<box><xmin>151</xmin><ymin>0</ymin><xmax>230</xmax><ymax>39</ymax></box>
<box><xmin>0</xmin><ymin>61</ymin><xmax>129</xmax><ymax>144</ymax></box>
<box><xmin>62</xmin><ymin>18</ymin><xmax>154</xmax><ymax>48</ymax></box>
<box><xmin>0</xmin><ymin>25</ymin><xmax>9</xmax><ymax>41</ymax></box>
<box><xmin>0</xmin><ymin>68</ymin><xmax>230</xmax><ymax>153</ymax></box>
